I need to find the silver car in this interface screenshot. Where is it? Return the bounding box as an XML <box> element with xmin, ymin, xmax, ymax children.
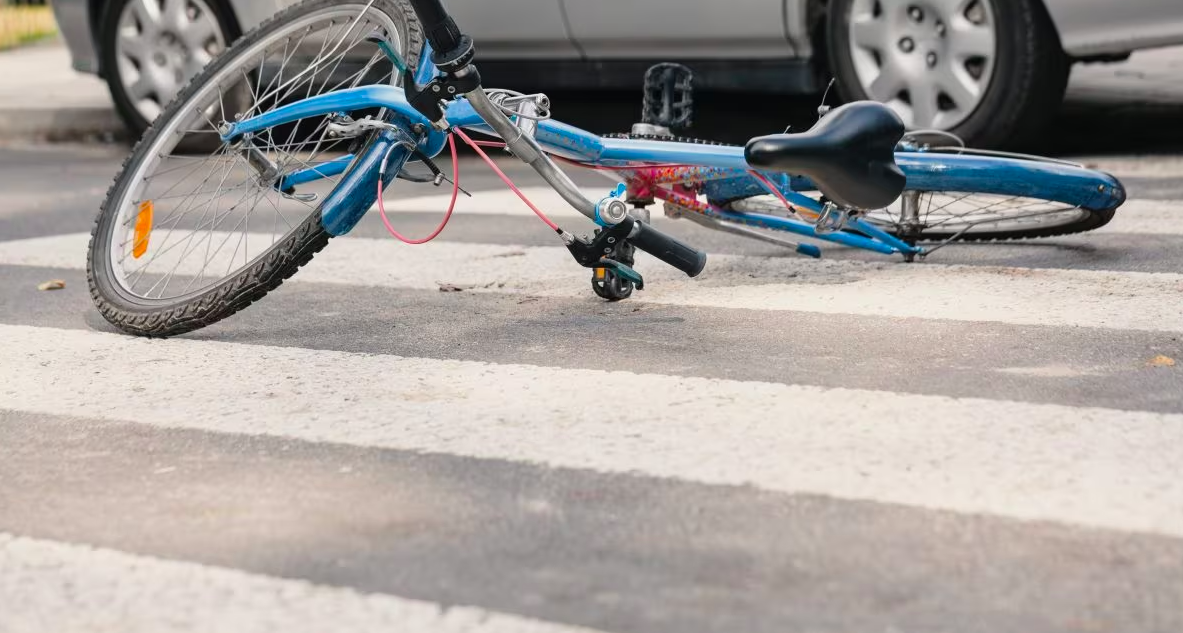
<box><xmin>51</xmin><ymin>0</ymin><xmax>1183</xmax><ymax>147</ymax></box>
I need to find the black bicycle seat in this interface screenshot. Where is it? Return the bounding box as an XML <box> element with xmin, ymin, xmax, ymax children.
<box><xmin>744</xmin><ymin>101</ymin><xmax>906</xmax><ymax>210</ymax></box>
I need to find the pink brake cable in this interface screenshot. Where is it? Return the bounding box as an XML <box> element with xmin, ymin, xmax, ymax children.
<box><xmin>375</xmin><ymin>128</ymin><xmax>781</xmax><ymax>242</ymax></box>
<box><xmin>375</xmin><ymin>128</ymin><xmax>561</xmax><ymax>242</ymax></box>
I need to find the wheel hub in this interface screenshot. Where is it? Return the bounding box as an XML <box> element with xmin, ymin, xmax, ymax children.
<box><xmin>848</xmin><ymin>0</ymin><xmax>997</xmax><ymax>130</ymax></box>
<box><xmin>115</xmin><ymin>0</ymin><xmax>227</xmax><ymax>122</ymax></box>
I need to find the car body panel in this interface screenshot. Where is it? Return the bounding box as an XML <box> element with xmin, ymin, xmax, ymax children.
<box><xmin>562</xmin><ymin>0</ymin><xmax>794</xmax><ymax>58</ymax></box>
<box><xmin>229</xmin><ymin>0</ymin><xmax>287</xmax><ymax>33</ymax></box>
<box><xmin>783</xmin><ymin>0</ymin><xmax>813</xmax><ymax>58</ymax></box>
<box><xmin>54</xmin><ymin>0</ymin><xmax>576</xmax><ymax>74</ymax></box>
<box><xmin>1043</xmin><ymin>0</ymin><xmax>1183</xmax><ymax>57</ymax></box>
<box><xmin>271</xmin><ymin>0</ymin><xmax>581</xmax><ymax>58</ymax></box>
<box><xmin>49</xmin><ymin>0</ymin><xmax>97</xmax><ymax>72</ymax></box>
<box><xmin>50</xmin><ymin>0</ymin><xmax>1183</xmax><ymax>80</ymax></box>
<box><xmin>445</xmin><ymin>0</ymin><xmax>579</xmax><ymax>58</ymax></box>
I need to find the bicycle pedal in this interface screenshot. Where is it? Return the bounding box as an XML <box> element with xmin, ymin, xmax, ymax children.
<box><xmin>642</xmin><ymin>63</ymin><xmax>694</xmax><ymax>131</ymax></box>
<box><xmin>598</xmin><ymin>259</ymin><xmax>644</xmax><ymax>290</ymax></box>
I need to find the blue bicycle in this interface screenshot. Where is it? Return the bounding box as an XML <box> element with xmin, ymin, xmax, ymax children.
<box><xmin>87</xmin><ymin>0</ymin><xmax>1126</xmax><ymax>335</ymax></box>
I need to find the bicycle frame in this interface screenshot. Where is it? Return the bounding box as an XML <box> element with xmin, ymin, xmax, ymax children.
<box><xmin>221</xmin><ymin>44</ymin><xmax>1125</xmax><ymax>259</ymax></box>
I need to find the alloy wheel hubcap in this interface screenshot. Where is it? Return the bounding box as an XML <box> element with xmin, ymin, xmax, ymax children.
<box><xmin>115</xmin><ymin>0</ymin><xmax>227</xmax><ymax>123</ymax></box>
<box><xmin>848</xmin><ymin>0</ymin><xmax>997</xmax><ymax>130</ymax></box>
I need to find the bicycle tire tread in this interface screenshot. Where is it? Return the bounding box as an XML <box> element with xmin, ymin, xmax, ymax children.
<box><xmin>906</xmin><ymin>206</ymin><xmax>1116</xmax><ymax>243</ymax></box>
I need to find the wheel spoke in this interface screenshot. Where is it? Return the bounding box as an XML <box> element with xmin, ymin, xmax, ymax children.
<box><xmin>128</xmin><ymin>74</ymin><xmax>155</xmax><ymax>100</ymax></box>
<box><xmin>909</xmin><ymin>82</ymin><xmax>940</xmax><ymax>128</ymax></box>
<box><xmin>131</xmin><ymin>0</ymin><xmax>163</xmax><ymax>34</ymax></box>
<box><xmin>179</xmin><ymin>17</ymin><xmax>218</xmax><ymax>53</ymax></box>
<box><xmin>868</xmin><ymin>63</ymin><xmax>906</xmax><ymax>101</ymax></box>
<box><xmin>119</xmin><ymin>34</ymin><xmax>149</xmax><ymax>60</ymax></box>
<box><xmin>935</xmin><ymin>65</ymin><xmax>979</xmax><ymax>115</ymax></box>
<box><xmin>929</xmin><ymin>0</ymin><xmax>970</xmax><ymax>19</ymax></box>
<box><xmin>851</xmin><ymin>15</ymin><xmax>886</xmax><ymax>50</ymax></box>
<box><xmin>102</xmin><ymin>3</ymin><xmax>407</xmax><ymax>304</ymax></box>
<box><xmin>949</xmin><ymin>24</ymin><xmax>995</xmax><ymax>60</ymax></box>
<box><xmin>734</xmin><ymin>187</ymin><xmax>1090</xmax><ymax>242</ymax></box>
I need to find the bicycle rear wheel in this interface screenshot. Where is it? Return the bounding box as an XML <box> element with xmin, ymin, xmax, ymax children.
<box><xmin>727</xmin><ymin>150</ymin><xmax>1125</xmax><ymax>243</ymax></box>
<box><xmin>88</xmin><ymin>0</ymin><xmax>422</xmax><ymax>337</ymax></box>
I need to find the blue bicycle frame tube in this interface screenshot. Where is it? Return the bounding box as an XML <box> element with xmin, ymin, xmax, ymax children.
<box><xmin>319</xmin><ymin>129</ymin><xmax>419</xmax><ymax>235</ymax></box>
<box><xmin>696</xmin><ymin>206</ymin><xmax>901</xmax><ymax>255</ymax></box>
<box><xmin>278</xmin><ymin>155</ymin><xmax>354</xmax><ymax>191</ymax></box>
<box><xmin>223</xmin><ymin>88</ymin><xmax>747</xmax><ymax>170</ymax></box>
<box><xmin>221</xmin><ymin>70</ymin><xmax>1123</xmax><ymax>251</ymax></box>
<box><xmin>227</xmin><ymin>83</ymin><xmax>1123</xmax><ymax>211</ymax></box>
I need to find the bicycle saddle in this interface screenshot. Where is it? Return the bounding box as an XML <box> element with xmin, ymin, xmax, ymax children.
<box><xmin>744</xmin><ymin>101</ymin><xmax>906</xmax><ymax>210</ymax></box>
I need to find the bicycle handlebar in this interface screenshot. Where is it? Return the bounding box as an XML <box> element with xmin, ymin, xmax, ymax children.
<box><xmin>629</xmin><ymin>222</ymin><xmax>707</xmax><ymax>278</ymax></box>
<box><xmin>408</xmin><ymin>0</ymin><xmax>707</xmax><ymax>279</ymax></box>
<box><xmin>407</xmin><ymin>0</ymin><xmax>466</xmax><ymax>63</ymax></box>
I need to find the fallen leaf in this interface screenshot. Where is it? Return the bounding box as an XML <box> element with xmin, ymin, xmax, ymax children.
<box><xmin>1148</xmin><ymin>355</ymin><xmax>1176</xmax><ymax>367</ymax></box>
<box><xmin>37</xmin><ymin>280</ymin><xmax>66</xmax><ymax>291</ymax></box>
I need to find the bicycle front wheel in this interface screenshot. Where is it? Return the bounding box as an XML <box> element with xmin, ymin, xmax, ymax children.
<box><xmin>729</xmin><ymin>150</ymin><xmax>1126</xmax><ymax>243</ymax></box>
<box><xmin>88</xmin><ymin>0</ymin><xmax>423</xmax><ymax>337</ymax></box>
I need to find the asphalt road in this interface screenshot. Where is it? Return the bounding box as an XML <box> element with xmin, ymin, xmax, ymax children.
<box><xmin>2</xmin><ymin>94</ymin><xmax>1183</xmax><ymax>632</ymax></box>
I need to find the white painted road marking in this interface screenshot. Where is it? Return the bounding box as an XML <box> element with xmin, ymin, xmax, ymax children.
<box><xmin>3</xmin><ymin>232</ymin><xmax>1182</xmax><ymax>333</ymax></box>
<box><xmin>1097</xmin><ymin>199</ymin><xmax>1183</xmax><ymax>235</ymax></box>
<box><xmin>0</xmin><ymin>533</ymin><xmax>608</xmax><ymax>633</ymax></box>
<box><xmin>1069</xmin><ymin>155</ymin><xmax>1183</xmax><ymax>179</ymax></box>
<box><xmin>3</xmin><ymin>324</ymin><xmax>1182</xmax><ymax>537</ymax></box>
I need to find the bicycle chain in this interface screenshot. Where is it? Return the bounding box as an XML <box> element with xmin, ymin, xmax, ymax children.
<box><xmin>602</xmin><ymin>133</ymin><xmax>737</xmax><ymax>147</ymax></box>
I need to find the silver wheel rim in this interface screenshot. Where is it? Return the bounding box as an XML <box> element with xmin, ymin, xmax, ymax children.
<box><xmin>106</xmin><ymin>4</ymin><xmax>403</xmax><ymax>302</ymax></box>
<box><xmin>732</xmin><ymin>193</ymin><xmax>1090</xmax><ymax>237</ymax></box>
<box><xmin>848</xmin><ymin>0</ymin><xmax>997</xmax><ymax>130</ymax></box>
<box><xmin>116</xmin><ymin>0</ymin><xmax>229</xmax><ymax>123</ymax></box>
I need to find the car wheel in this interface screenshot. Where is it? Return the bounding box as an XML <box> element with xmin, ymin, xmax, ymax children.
<box><xmin>99</xmin><ymin>0</ymin><xmax>238</xmax><ymax>138</ymax></box>
<box><xmin>826</xmin><ymin>0</ymin><xmax>1069</xmax><ymax>149</ymax></box>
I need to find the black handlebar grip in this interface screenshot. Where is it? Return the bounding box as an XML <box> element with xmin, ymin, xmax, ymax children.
<box><xmin>408</xmin><ymin>0</ymin><xmax>463</xmax><ymax>57</ymax></box>
<box><xmin>630</xmin><ymin>222</ymin><xmax>707</xmax><ymax>278</ymax></box>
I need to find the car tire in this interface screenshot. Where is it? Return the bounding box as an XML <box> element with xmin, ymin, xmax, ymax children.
<box><xmin>826</xmin><ymin>0</ymin><xmax>1070</xmax><ymax>149</ymax></box>
<box><xmin>99</xmin><ymin>0</ymin><xmax>239</xmax><ymax>140</ymax></box>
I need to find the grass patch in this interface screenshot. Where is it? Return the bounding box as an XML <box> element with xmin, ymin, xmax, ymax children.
<box><xmin>0</xmin><ymin>5</ymin><xmax>57</xmax><ymax>52</ymax></box>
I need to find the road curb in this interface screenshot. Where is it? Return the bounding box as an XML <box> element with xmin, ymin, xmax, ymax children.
<box><xmin>0</xmin><ymin>107</ymin><xmax>125</xmax><ymax>144</ymax></box>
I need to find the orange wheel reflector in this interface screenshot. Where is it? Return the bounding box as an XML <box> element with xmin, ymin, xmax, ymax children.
<box><xmin>595</xmin><ymin>268</ymin><xmax>606</xmax><ymax>279</ymax></box>
<box><xmin>132</xmin><ymin>201</ymin><xmax>153</xmax><ymax>259</ymax></box>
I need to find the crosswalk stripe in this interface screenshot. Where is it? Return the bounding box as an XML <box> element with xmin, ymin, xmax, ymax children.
<box><xmin>3</xmin><ymin>233</ymin><xmax>1183</xmax><ymax>333</ymax></box>
<box><xmin>1097</xmin><ymin>199</ymin><xmax>1183</xmax><ymax>235</ymax></box>
<box><xmin>376</xmin><ymin>188</ymin><xmax>1183</xmax><ymax>236</ymax></box>
<box><xmin>0</xmin><ymin>533</ymin><xmax>605</xmax><ymax>633</ymax></box>
<box><xmin>1070</xmin><ymin>155</ymin><xmax>1183</xmax><ymax>179</ymax></box>
<box><xmin>3</xmin><ymin>323</ymin><xmax>1182</xmax><ymax>537</ymax></box>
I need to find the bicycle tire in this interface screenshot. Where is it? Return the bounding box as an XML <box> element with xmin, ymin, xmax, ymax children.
<box><xmin>88</xmin><ymin>0</ymin><xmax>423</xmax><ymax>338</ymax></box>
